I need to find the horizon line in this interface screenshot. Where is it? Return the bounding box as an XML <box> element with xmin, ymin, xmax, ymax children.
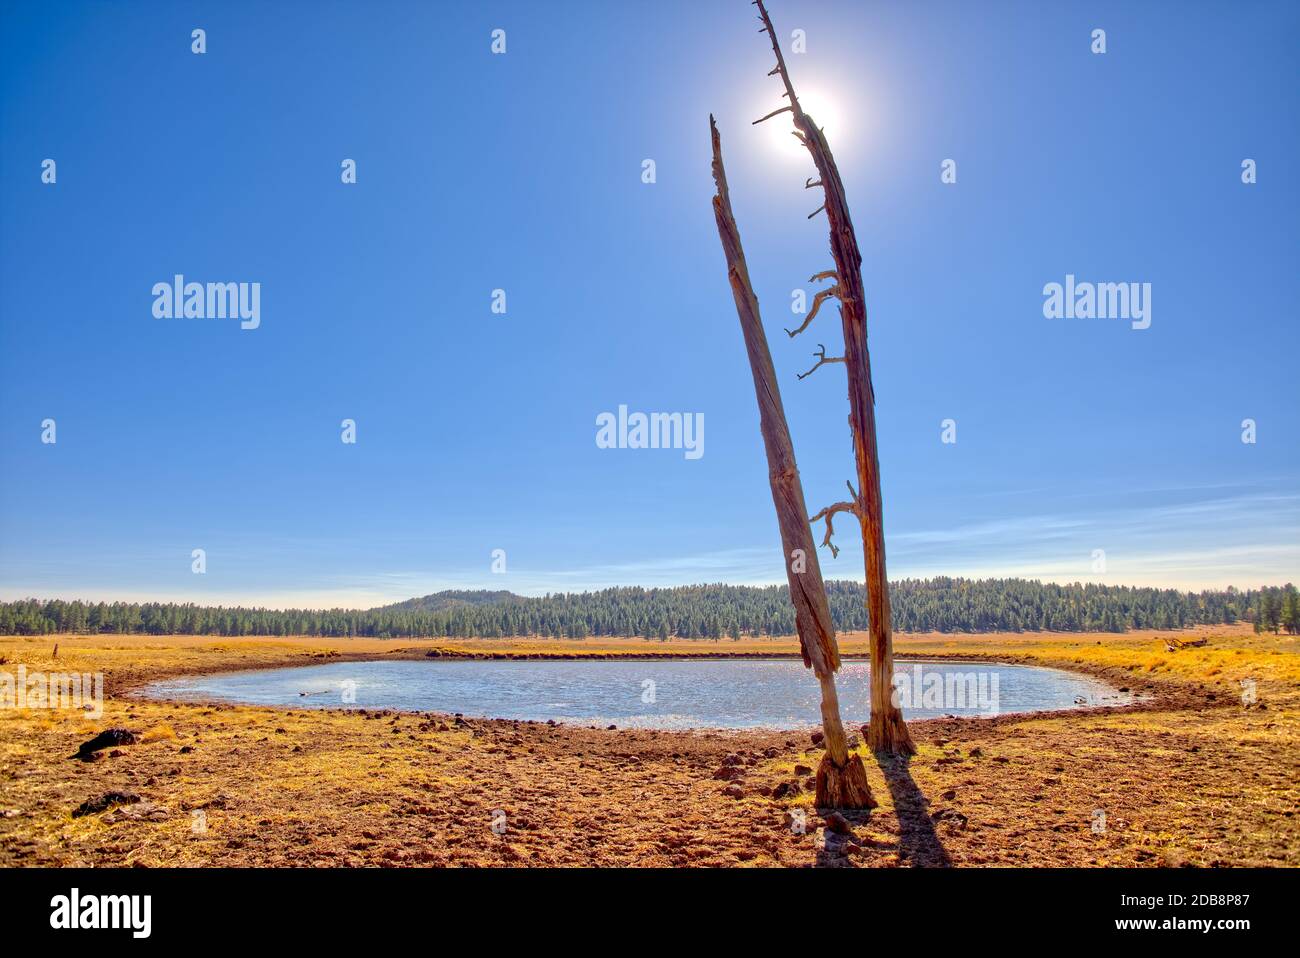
<box><xmin>1</xmin><ymin>573</ymin><xmax>1294</xmax><ymax>613</ymax></box>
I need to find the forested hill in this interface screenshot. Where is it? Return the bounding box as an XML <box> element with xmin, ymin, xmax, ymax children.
<box><xmin>2</xmin><ymin>579</ymin><xmax>1296</xmax><ymax>638</ymax></box>
<box><xmin>381</xmin><ymin>590</ymin><xmax>516</xmax><ymax>611</ymax></box>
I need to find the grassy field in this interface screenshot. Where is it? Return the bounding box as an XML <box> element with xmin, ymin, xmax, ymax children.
<box><xmin>1</xmin><ymin>625</ymin><xmax>1296</xmax><ymax>867</ymax></box>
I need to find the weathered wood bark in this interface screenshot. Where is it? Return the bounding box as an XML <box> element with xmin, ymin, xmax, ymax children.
<box><xmin>710</xmin><ymin>116</ymin><xmax>875</xmax><ymax>810</ymax></box>
<box><xmin>756</xmin><ymin>0</ymin><xmax>914</xmax><ymax>754</ymax></box>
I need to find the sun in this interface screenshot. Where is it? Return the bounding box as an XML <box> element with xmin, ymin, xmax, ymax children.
<box><xmin>759</xmin><ymin>87</ymin><xmax>845</xmax><ymax>162</ymax></box>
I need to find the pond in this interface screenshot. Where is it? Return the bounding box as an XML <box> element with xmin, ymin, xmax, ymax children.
<box><xmin>142</xmin><ymin>657</ymin><xmax>1132</xmax><ymax>730</ymax></box>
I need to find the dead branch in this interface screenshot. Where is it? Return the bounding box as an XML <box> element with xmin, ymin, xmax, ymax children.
<box><xmin>796</xmin><ymin>343</ymin><xmax>844</xmax><ymax>380</ymax></box>
<box><xmin>784</xmin><ymin>284</ymin><xmax>839</xmax><ymax>338</ymax></box>
<box><xmin>752</xmin><ymin>105</ymin><xmax>793</xmax><ymax>125</ymax></box>
<box><xmin>810</xmin><ymin>498</ymin><xmax>859</xmax><ymax>558</ymax></box>
<box><xmin>807</xmin><ymin>202</ymin><xmax>826</xmax><ymax>219</ymax></box>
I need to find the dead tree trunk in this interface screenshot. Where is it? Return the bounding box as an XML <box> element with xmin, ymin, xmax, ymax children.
<box><xmin>710</xmin><ymin>117</ymin><xmax>875</xmax><ymax>810</ymax></box>
<box><xmin>754</xmin><ymin>0</ymin><xmax>914</xmax><ymax>755</ymax></box>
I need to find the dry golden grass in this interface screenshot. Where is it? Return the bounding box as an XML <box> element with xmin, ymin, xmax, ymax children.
<box><xmin>1</xmin><ymin>623</ymin><xmax>1295</xmax><ymax>867</ymax></box>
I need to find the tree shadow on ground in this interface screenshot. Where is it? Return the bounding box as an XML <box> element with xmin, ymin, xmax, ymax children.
<box><xmin>809</xmin><ymin>753</ymin><xmax>952</xmax><ymax>867</ymax></box>
<box><xmin>875</xmin><ymin>752</ymin><xmax>952</xmax><ymax>867</ymax></box>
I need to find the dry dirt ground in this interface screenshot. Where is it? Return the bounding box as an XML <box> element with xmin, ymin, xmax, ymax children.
<box><xmin>1</xmin><ymin>626</ymin><xmax>1296</xmax><ymax>867</ymax></box>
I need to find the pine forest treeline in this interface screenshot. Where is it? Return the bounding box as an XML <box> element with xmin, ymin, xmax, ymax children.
<box><xmin>2</xmin><ymin>578</ymin><xmax>1296</xmax><ymax>639</ymax></box>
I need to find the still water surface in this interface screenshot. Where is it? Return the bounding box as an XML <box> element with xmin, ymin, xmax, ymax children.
<box><xmin>144</xmin><ymin>658</ymin><xmax>1130</xmax><ymax>729</ymax></box>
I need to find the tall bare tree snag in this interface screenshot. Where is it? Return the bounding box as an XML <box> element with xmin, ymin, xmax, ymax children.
<box><xmin>710</xmin><ymin>117</ymin><xmax>875</xmax><ymax>810</ymax></box>
<box><xmin>753</xmin><ymin>0</ymin><xmax>915</xmax><ymax>755</ymax></box>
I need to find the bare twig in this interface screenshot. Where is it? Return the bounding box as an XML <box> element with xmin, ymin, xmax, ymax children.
<box><xmin>797</xmin><ymin>343</ymin><xmax>845</xmax><ymax>380</ymax></box>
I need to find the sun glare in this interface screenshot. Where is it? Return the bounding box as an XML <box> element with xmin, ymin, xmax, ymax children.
<box><xmin>759</xmin><ymin>87</ymin><xmax>846</xmax><ymax>161</ymax></box>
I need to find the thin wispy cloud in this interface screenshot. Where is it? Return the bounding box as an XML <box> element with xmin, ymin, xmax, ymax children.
<box><xmin>2</xmin><ymin>486</ymin><xmax>1295</xmax><ymax>607</ymax></box>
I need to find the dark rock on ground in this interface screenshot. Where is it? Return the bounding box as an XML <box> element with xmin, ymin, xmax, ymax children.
<box><xmin>73</xmin><ymin>791</ymin><xmax>140</xmax><ymax>818</ymax></box>
<box><xmin>772</xmin><ymin>779</ymin><xmax>803</xmax><ymax>800</ymax></box>
<box><xmin>73</xmin><ymin>728</ymin><xmax>137</xmax><ymax>761</ymax></box>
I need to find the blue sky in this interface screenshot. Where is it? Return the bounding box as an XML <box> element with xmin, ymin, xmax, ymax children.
<box><xmin>1</xmin><ymin>0</ymin><xmax>1296</xmax><ymax>608</ymax></box>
